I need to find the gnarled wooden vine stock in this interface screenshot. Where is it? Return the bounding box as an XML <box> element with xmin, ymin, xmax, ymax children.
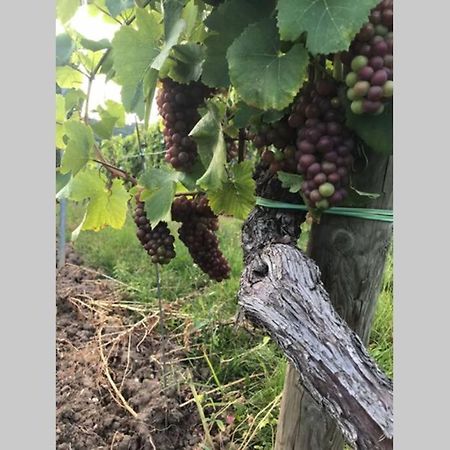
<box><xmin>238</xmin><ymin>207</ymin><xmax>393</xmax><ymax>450</ymax></box>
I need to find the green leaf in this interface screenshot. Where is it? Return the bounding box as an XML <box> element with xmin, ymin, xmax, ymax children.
<box><xmin>166</xmin><ymin>43</ymin><xmax>205</xmax><ymax>83</ymax></box>
<box><xmin>277</xmin><ymin>0</ymin><xmax>379</xmax><ymax>54</ymax></box>
<box><xmin>139</xmin><ymin>168</ymin><xmax>178</xmax><ymax>226</ymax></box>
<box><xmin>56</xmin><ymin>0</ymin><xmax>79</xmax><ymax>24</ymax></box>
<box><xmin>106</xmin><ymin>0</ymin><xmax>135</xmax><ymax>17</ymax></box>
<box><xmin>181</xmin><ymin>0</ymin><xmax>199</xmax><ymax>41</ymax></box>
<box><xmin>112</xmin><ymin>9</ymin><xmax>162</xmax><ymax>116</ymax></box>
<box><xmin>56</xmin><ymin>95</ymin><xmax>66</xmax><ymax>123</ymax></box>
<box><xmin>60</xmin><ymin>168</ymin><xmax>130</xmax><ymax>233</ymax></box>
<box><xmin>56</xmin><ymin>33</ymin><xmax>75</xmax><ymax>66</ymax></box>
<box><xmin>231</xmin><ymin>102</ymin><xmax>263</xmax><ymax>128</ymax></box>
<box><xmin>345</xmin><ymin>100</ymin><xmax>393</xmax><ymax>155</ymax></box>
<box><xmin>78</xmin><ymin>49</ymin><xmax>104</xmax><ymax>75</ymax></box>
<box><xmin>79</xmin><ymin>36</ymin><xmax>111</xmax><ymax>52</ymax></box>
<box><xmin>56</xmin><ymin>95</ymin><xmax>66</xmax><ymax>149</ymax></box>
<box><xmin>151</xmin><ymin>18</ymin><xmax>186</xmax><ymax>70</ymax></box>
<box><xmin>190</xmin><ymin>101</ymin><xmax>227</xmax><ymax>191</ymax></box>
<box><xmin>207</xmin><ymin>161</ymin><xmax>256</xmax><ymax>220</ymax></box>
<box><xmin>202</xmin><ymin>0</ymin><xmax>276</xmax><ymax>88</ymax></box>
<box><xmin>162</xmin><ymin>0</ymin><xmax>185</xmax><ymax>38</ymax></box>
<box><xmin>83</xmin><ymin>179</ymin><xmax>130</xmax><ymax>230</ymax></box>
<box><xmin>56</xmin><ymin>66</ymin><xmax>84</xmax><ymax>89</ymax></box>
<box><xmin>177</xmin><ymin>160</ymin><xmax>206</xmax><ymax>191</ymax></box>
<box><xmin>277</xmin><ymin>171</ymin><xmax>303</xmax><ymax>193</ymax></box>
<box><xmin>227</xmin><ymin>18</ymin><xmax>309</xmax><ymax>111</ymax></box>
<box><xmin>60</xmin><ymin>120</ymin><xmax>95</xmax><ymax>175</ymax></box>
<box><xmin>91</xmin><ymin>100</ymin><xmax>126</xmax><ymax>139</ymax></box>
<box><xmin>64</xmin><ymin>89</ymin><xmax>86</xmax><ymax>113</ymax></box>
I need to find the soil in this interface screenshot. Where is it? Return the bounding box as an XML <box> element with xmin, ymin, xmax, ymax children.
<box><xmin>56</xmin><ymin>246</ymin><xmax>211</xmax><ymax>450</ymax></box>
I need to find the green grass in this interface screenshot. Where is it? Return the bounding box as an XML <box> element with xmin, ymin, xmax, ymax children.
<box><xmin>64</xmin><ymin>203</ymin><xmax>393</xmax><ymax>449</ymax></box>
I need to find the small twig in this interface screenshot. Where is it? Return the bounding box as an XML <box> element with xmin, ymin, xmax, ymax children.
<box><xmin>92</xmin><ymin>157</ymin><xmax>137</xmax><ymax>185</ymax></box>
<box><xmin>97</xmin><ymin>327</ymin><xmax>138</xmax><ymax>418</ymax></box>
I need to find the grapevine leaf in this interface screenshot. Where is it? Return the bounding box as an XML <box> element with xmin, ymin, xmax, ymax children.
<box><xmin>83</xmin><ymin>179</ymin><xmax>130</xmax><ymax>230</ymax></box>
<box><xmin>111</xmin><ymin>9</ymin><xmax>162</xmax><ymax>116</ymax></box>
<box><xmin>91</xmin><ymin>100</ymin><xmax>126</xmax><ymax>139</ymax></box>
<box><xmin>263</xmin><ymin>109</ymin><xmax>289</xmax><ymax>123</ymax></box>
<box><xmin>56</xmin><ymin>170</ymin><xmax>72</xmax><ymax>194</ymax></box>
<box><xmin>207</xmin><ymin>161</ymin><xmax>256</xmax><ymax>220</ymax></box>
<box><xmin>56</xmin><ymin>95</ymin><xmax>66</xmax><ymax>149</ymax></box>
<box><xmin>166</xmin><ymin>43</ymin><xmax>205</xmax><ymax>83</ymax></box>
<box><xmin>177</xmin><ymin>160</ymin><xmax>206</xmax><ymax>191</ymax></box>
<box><xmin>56</xmin><ymin>0</ymin><xmax>79</xmax><ymax>24</ymax></box>
<box><xmin>56</xmin><ymin>33</ymin><xmax>75</xmax><ymax>66</ymax></box>
<box><xmin>105</xmin><ymin>0</ymin><xmax>135</xmax><ymax>17</ymax></box>
<box><xmin>56</xmin><ymin>95</ymin><xmax>66</xmax><ymax>123</ymax></box>
<box><xmin>139</xmin><ymin>168</ymin><xmax>178</xmax><ymax>226</ymax></box>
<box><xmin>162</xmin><ymin>0</ymin><xmax>186</xmax><ymax>37</ymax></box>
<box><xmin>79</xmin><ymin>36</ymin><xmax>111</xmax><ymax>52</ymax></box>
<box><xmin>64</xmin><ymin>89</ymin><xmax>86</xmax><ymax>113</ymax></box>
<box><xmin>78</xmin><ymin>50</ymin><xmax>105</xmax><ymax>75</ymax></box>
<box><xmin>345</xmin><ymin>100</ymin><xmax>393</xmax><ymax>155</ymax></box>
<box><xmin>181</xmin><ymin>0</ymin><xmax>199</xmax><ymax>41</ymax></box>
<box><xmin>277</xmin><ymin>171</ymin><xmax>304</xmax><ymax>193</ymax></box>
<box><xmin>61</xmin><ymin>168</ymin><xmax>130</xmax><ymax>233</ymax></box>
<box><xmin>151</xmin><ymin>19</ymin><xmax>186</xmax><ymax>70</ymax></box>
<box><xmin>227</xmin><ymin>18</ymin><xmax>309</xmax><ymax>111</ymax></box>
<box><xmin>231</xmin><ymin>102</ymin><xmax>262</xmax><ymax>129</ymax></box>
<box><xmin>190</xmin><ymin>101</ymin><xmax>227</xmax><ymax>191</ymax></box>
<box><xmin>276</xmin><ymin>0</ymin><xmax>379</xmax><ymax>54</ymax></box>
<box><xmin>202</xmin><ymin>0</ymin><xmax>276</xmax><ymax>88</ymax></box>
<box><xmin>56</xmin><ymin>66</ymin><xmax>84</xmax><ymax>89</ymax></box>
<box><xmin>60</xmin><ymin>120</ymin><xmax>95</xmax><ymax>175</ymax></box>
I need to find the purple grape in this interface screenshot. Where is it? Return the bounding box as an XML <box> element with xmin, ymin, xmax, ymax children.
<box><xmin>367</xmin><ymin>86</ymin><xmax>384</xmax><ymax>101</ymax></box>
<box><xmin>371</xmin><ymin>69</ymin><xmax>388</xmax><ymax>86</ymax></box>
<box><xmin>358</xmin><ymin>66</ymin><xmax>375</xmax><ymax>81</ymax></box>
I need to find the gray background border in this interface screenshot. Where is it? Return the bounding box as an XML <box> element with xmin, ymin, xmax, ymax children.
<box><xmin>1</xmin><ymin>0</ymin><xmax>449</xmax><ymax>448</ymax></box>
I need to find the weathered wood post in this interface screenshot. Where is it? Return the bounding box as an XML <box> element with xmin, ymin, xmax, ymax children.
<box><xmin>274</xmin><ymin>149</ymin><xmax>393</xmax><ymax>450</ymax></box>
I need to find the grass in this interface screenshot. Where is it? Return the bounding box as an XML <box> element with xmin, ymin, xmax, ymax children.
<box><xmin>63</xmin><ymin>203</ymin><xmax>393</xmax><ymax>449</ymax></box>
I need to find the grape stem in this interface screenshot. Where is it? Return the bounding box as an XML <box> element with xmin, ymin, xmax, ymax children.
<box><xmin>92</xmin><ymin>156</ymin><xmax>137</xmax><ymax>185</ymax></box>
<box><xmin>238</xmin><ymin>128</ymin><xmax>246</xmax><ymax>162</ymax></box>
<box><xmin>174</xmin><ymin>191</ymin><xmax>200</xmax><ymax>197</ymax></box>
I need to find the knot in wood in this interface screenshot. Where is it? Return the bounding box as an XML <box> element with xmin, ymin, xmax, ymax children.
<box><xmin>332</xmin><ymin>229</ymin><xmax>354</xmax><ymax>255</ymax></box>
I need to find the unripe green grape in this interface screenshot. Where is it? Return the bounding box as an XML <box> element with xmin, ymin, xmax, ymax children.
<box><xmin>383</xmin><ymin>80</ymin><xmax>394</xmax><ymax>97</ymax></box>
<box><xmin>347</xmin><ymin>88</ymin><xmax>357</xmax><ymax>101</ymax></box>
<box><xmin>374</xmin><ymin>24</ymin><xmax>389</xmax><ymax>36</ymax></box>
<box><xmin>318</xmin><ymin>182</ymin><xmax>335</xmax><ymax>198</ymax></box>
<box><xmin>316</xmin><ymin>199</ymin><xmax>330</xmax><ymax>210</ymax></box>
<box><xmin>345</xmin><ymin>72</ymin><xmax>358</xmax><ymax>87</ymax></box>
<box><xmin>351</xmin><ymin>55</ymin><xmax>368</xmax><ymax>72</ymax></box>
<box><xmin>351</xmin><ymin>100</ymin><xmax>364</xmax><ymax>115</ymax></box>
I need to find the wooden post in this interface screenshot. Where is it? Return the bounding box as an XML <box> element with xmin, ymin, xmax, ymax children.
<box><xmin>275</xmin><ymin>149</ymin><xmax>393</xmax><ymax>449</ymax></box>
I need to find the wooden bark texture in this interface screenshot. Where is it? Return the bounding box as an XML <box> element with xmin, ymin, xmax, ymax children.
<box><xmin>238</xmin><ymin>242</ymin><xmax>393</xmax><ymax>450</ymax></box>
<box><xmin>275</xmin><ymin>150</ymin><xmax>393</xmax><ymax>449</ymax></box>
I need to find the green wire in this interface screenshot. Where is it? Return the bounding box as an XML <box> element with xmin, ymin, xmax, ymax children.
<box><xmin>255</xmin><ymin>197</ymin><xmax>393</xmax><ymax>223</ymax></box>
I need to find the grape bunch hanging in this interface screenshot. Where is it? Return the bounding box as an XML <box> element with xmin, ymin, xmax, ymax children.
<box><xmin>157</xmin><ymin>78</ymin><xmax>212</xmax><ymax>172</ymax></box>
<box><xmin>171</xmin><ymin>195</ymin><xmax>230</xmax><ymax>282</ymax></box>
<box><xmin>134</xmin><ymin>198</ymin><xmax>176</xmax><ymax>265</ymax></box>
<box><xmin>287</xmin><ymin>79</ymin><xmax>355</xmax><ymax>209</ymax></box>
<box><xmin>341</xmin><ymin>0</ymin><xmax>393</xmax><ymax>115</ymax></box>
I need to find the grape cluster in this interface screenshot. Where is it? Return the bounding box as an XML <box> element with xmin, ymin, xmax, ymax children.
<box><xmin>157</xmin><ymin>78</ymin><xmax>212</xmax><ymax>171</ymax></box>
<box><xmin>251</xmin><ymin>118</ymin><xmax>296</xmax><ymax>151</ymax></box>
<box><xmin>134</xmin><ymin>200</ymin><xmax>176</xmax><ymax>265</ymax></box>
<box><xmin>341</xmin><ymin>0</ymin><xmax>393</xmax><ymax>115</ymax></box>
<box><xmin>171</xmin><ymin>195</ymin><xmax>230</xmax><ymax>282</ymax></box>
<box><xmin>288</xmin><ymin>79</ymin><xmax>355</xmax><ymax>209</ymax></box>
